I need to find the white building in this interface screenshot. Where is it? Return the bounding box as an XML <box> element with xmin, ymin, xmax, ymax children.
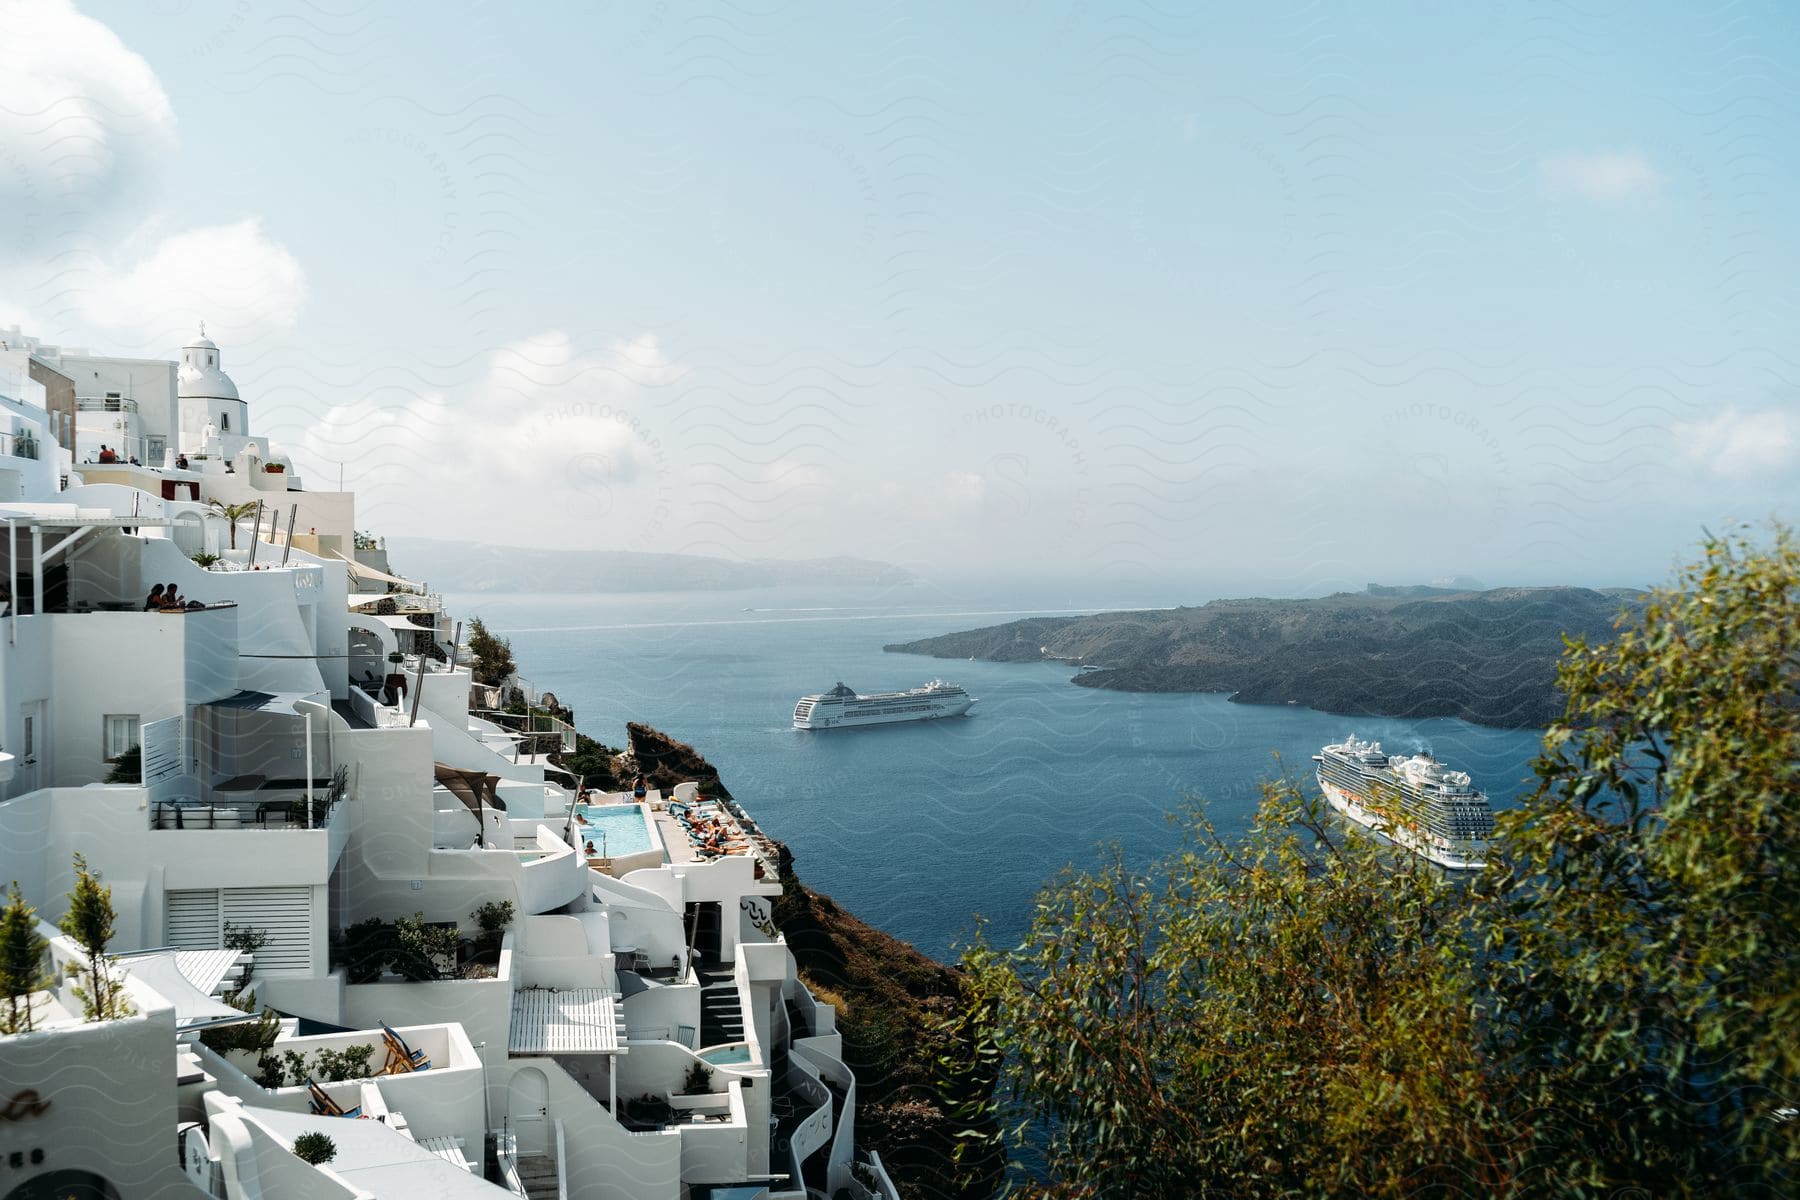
<box><xmin>179</xmin><ymin>324</ymin><xmax>265</xmax><ymax>465</ymax></box>
<box><xmin>0</xmin><ymin>325</ymin><xmax>182</xmax><ymax>468</ymax></box>
<box><xmin>0</xmin><ymin>329</ymin><xmax>900</xmax><ymax>1200</ymax></box>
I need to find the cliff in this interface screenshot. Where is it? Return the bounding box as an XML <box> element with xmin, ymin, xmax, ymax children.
<box><xmin>582</xmin><ymin>723</ymin><xmax>1000</xmax><ymax>1198</ymax></box>
<box><xmin>885</xmin><ymin>585</ymin><xmax>1643</xmax><ymax>729</ymax></box>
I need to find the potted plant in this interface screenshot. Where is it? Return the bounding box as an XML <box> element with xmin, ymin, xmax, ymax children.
<box><xmin>292</xmin><ymin>1132</ymin><xmax>336</xmax><ymax>1166</ymax></box>
<box><xmin>469</xmin><ymin>899</ymin><xmax>514</xmax><ymax>965</ymax></box>
<box><xmin>264</xmin><ymin>463</ymin><xmax>286</xmax><ymax>474</ymax></box>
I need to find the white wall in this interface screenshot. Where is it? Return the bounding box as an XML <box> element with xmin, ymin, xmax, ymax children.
<box><xmin>505</xmin><ymin>1057</ymin><xmax>683</xmax><ymax>1200</ymax></box>
<box><xmin>32</xmin><ymin>606</ymin><xmax>236</xmax><ymax>788</ymax></box>
<box><xmin>0</xmin><ymin>997</ymin><xmax>190</xmax><ymax>1198</ymax></box>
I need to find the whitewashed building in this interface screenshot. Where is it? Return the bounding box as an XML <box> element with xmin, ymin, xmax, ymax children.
<box><xmin>0</xmin><ymin>328</ymin><xmax>900</xmax><ymax>1200</ymax></box>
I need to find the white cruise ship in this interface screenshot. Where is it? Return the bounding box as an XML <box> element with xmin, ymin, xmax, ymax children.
<box><xmin>1312</xmin><ymin>735</ymin><xmax>1495</xmax><ymax>869</ymax></box>
<box><xmin>793</xmin><ymin>679</ymin><xmax>976</xmax><ymax>729</ymax></box>
<box><xmin>0</xmin><ymin>326</ymin><xmax>902</xmax><ymax>1200</ymax></box>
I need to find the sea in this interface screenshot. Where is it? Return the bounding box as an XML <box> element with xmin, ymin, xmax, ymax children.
<box><xmin>448</xmin><ymin>583</ymin><xmax>1548</xmax><ymax>964</ymax></box>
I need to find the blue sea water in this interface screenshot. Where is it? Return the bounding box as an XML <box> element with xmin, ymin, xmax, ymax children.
<box><xmin>451</xmin><ymin>584</ymin><xmax>1548</xmax><ymax>963</ymax></box>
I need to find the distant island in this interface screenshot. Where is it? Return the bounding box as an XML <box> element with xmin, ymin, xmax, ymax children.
<box><xmin>385</xmin><ymin>536</ymin><xmax>916</xmax><ymax>593</ymax></box>
<box><xmin>885</xmin><ymin>584</ymin><xmax>1642</xmax><ymax>729</ymax></box>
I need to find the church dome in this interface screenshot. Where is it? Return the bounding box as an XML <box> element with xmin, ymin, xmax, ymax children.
<box><xmin>178</xmin><ymin>322</ymin><xmax>239</xmax><ymax>402</ymax></box>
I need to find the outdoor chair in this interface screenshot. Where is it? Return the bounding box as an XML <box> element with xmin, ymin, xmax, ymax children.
<box><xmin>380</xmin><ymin>1023</ymin><xmax>431</xmax><ymax>1074</ymax></box>
<box><xmin>307</xmin><ymin>1081</ymin><xmax>362</xmax><ymax>1119</ymax></box>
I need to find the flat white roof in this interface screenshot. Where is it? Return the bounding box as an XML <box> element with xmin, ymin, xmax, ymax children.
<box><xmin>509</xmin><ymin>987</ymin><xmax>626</xmax><ymax>1055</ymax></box>
<box><xmin>234</xmin><ymin>1105</ymin><xmax>497</xmax><ymax>1197</ymax></box>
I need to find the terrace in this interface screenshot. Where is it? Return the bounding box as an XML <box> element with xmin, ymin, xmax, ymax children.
<box><xmin>647</xmin><ymin>793</ymin><xmax>783</xmax><ymax>883</ymax></box>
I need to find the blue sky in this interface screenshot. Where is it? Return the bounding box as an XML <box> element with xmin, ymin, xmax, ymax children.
<box><xmin>3</xmin><ymin>1</ymin><xmax>1796</xmax><ymax>593</ymax></box>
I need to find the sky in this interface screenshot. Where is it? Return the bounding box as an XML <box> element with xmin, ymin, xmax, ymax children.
<box><xmin>1</xmin><ymin>0</ymin><xmax>1795</xmax><ymax>596</ymax></box>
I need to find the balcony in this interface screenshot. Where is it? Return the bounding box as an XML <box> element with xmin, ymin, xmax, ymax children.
<box><xmin>149</xmin><ymin>768</ymin><xmax>349</xmax><ymax>831</ymax></box>
<box><xmin>76</xmin><ymin>396</ymin><xmax>139</xmax><ymax>413</ymax></box>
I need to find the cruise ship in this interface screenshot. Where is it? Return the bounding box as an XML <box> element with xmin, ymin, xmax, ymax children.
<box><xmin>0</xmin><ymin>326</ymin><xmax>902</xmax><ymax>1200</ymax></box>
<box><xmin>793</xmin><ymin>680</ymin><xmax>976</xmax><ymax>729</ymax></box>
<box><xmin>1312</xmin><ymin>735</ymin><xmax>1495</xmax><ymax>869</ymax></box>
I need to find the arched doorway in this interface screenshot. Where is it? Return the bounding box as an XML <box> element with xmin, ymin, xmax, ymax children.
<box><xmin>508</xmin><ymin>1066</ymin><xmax>549</xmax><ymax>1155</ymax></box>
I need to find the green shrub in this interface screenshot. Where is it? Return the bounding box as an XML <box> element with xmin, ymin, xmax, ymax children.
<box><xmin>681</xmin><ymin>1062</ymin><xmax>714</xmax><ymax>1095</ymax></box>
<box><xmin>104</xmin><ymin>745</ymin><xmax>141</xmax><ymax>785</ymax></box>
<box><xmin>340</xmin><ymin>918</ymin><xmax>390</xmax><ymax>983</ymax></box>
<box><xmin>389</xmin><ymin>913</ymin><xmax>458</xmax><ymax>982</ymax></box>
<box><xmin>291</xmin><ymin>1131</ymin><xmax>335</xmax><ymax>1166</ymax></box>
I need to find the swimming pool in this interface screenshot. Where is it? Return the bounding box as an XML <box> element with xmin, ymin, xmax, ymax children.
<box><xmin>699</xmin><ymin>1043</ymin><xmax>754</xmax><ymax>1066</ymax></box>
<box><xmin>576</xmin><ymin>804</ymin><xmax>653</xmax><ymax>858</ymax></box>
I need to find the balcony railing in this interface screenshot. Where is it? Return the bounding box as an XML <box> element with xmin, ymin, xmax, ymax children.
<box><xmin>76</xmin><ymin>397</ymin><xmax>139</xmax><ymax>413</ymax></box>
<box><xmin>470</xmin><ymin>708</ymin><xmax>577</xmax><ymax>755</ymax></box>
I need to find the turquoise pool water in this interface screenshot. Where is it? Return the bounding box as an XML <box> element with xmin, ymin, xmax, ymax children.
<box><xmin>577</xmin><ymin>804</ymin><xmax>654</xmax><ymax>857</ymax></box>
<box><xmin>699</xmin><ymin>1044</ymin><xmax>753</xmax><ymax>1066</ymax></box>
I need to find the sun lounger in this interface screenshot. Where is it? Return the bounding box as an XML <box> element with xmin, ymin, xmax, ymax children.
<box><xmin>308</xmin><ymin>1080</ymin><xmax>362</xmax><ymax>1119</ymax></box>
<box><xmin>380</xmin><ymin>1023</ymin><xmax>430</xmax><ymax>1074</ymax></box>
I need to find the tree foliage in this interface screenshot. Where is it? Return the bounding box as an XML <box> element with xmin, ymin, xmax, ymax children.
<box><xmin>466</xmin><ymin>616</ymin><xmax>516</xmax><ymax>687</ymax></box>
<box><xmin>291</xmin><ymin>1131</ymin><xmax>337</xmax><ymax>1166</ymax></box>
<box><xmin>207</xmin><ymin>499</ymin><xmax>260</xmax><ymax>551</ymax></box>
<box><xmin>1474</xmin><ymin>525</ymin><xmax>1800</xmax><ymax>1193</ymax></box>
<box><xmin>956</xmin><ymin>527</ymin><xmax>1798</xmax><ymax>1199</ymax></box>
<box><xmin>0</xmin><ymin>882</ymin><xmax>49</xmax><ymax>1035</ymax></box>
<box><xmin>59</xmin><ymin>854</ymin><xmax>132</xmax><ymax>1022</ymax></box>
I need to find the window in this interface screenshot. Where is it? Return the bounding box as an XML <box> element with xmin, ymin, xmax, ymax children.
<box><xmin>103</xmin><ymin>714</ymin><xmax>140</xmax><ymax>762</ymax></box>
<box><xmin>220</xmin><ymin>412</ymin><xmax>229</xmax><ymax>432</ymax></box>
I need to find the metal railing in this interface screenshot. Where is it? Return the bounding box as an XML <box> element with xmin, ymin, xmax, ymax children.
<box><xmin>470</xmin><ymin>708</ymin><xmax>577</xmax><ymax>755</ymax></box>
<box><xmin>76</xmin><ymin>397</ymin><xmax>138</xmax><ymax>413</ymax></box>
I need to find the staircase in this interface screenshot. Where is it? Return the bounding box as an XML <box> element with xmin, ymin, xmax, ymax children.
<box><xmin>513</xmin><ymin>1154</ymin><xmax>559</xmax><ymax>1200</ymax></box>
<box><xmin>698</xmin><ymin>966</ymin><xmax>744</xmax><ymax>1047</ymax></box>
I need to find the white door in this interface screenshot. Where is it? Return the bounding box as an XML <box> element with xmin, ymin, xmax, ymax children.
<box><xmin>15</xmin><ymin>701</ymin><xmax>44</xmax><ymax>794</ymax></box>
<box><xmin>508</xmin><ymin>1067</ymin><xmax>549</xmax><ymax>1155</ymax></box>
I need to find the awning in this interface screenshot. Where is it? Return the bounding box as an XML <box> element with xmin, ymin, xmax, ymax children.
<box><xmin>202</xmin><ymin>690</ymin><xmax>327</xmax><ymax>714</ymax></box>
<box><xmin>116</xmin><ymin>949</ymin><xmax>256</xmax><ymax>1031</ymax></box>
<box><xmin>361</xmin><ymin>612</ymin><xmax>438</xmax><ymax>634</ymax></box>
<box><xmin>330</xmin><ymin>551</ymin><xmax>425</xmax><ymax>594</ymax></box>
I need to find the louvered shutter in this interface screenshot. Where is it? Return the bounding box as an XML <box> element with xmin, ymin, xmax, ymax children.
<box><xmin>221</xmin><ymin>887</ymin><xmax>313</xmax><ymax>974</ymax></box>
<box><xmin>165</xmin><ymin>890</ymin><xmax>221</xmax><ymax>948</ymax></box>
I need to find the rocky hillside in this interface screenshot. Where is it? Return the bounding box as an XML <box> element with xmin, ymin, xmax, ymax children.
<box><xmin>577</xmin><ymin>723</ymin><xmax>1000</xmax><ymax>1198</ymax></box>
<box><xmin>886</xmin><ymin>585</ymin><xmax>1642</xmax><ymax>729</ymax></box>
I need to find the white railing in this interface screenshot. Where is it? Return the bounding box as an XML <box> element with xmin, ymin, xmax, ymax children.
<box><xmin>553</xmin><ymin>1119</ymin><xmax>568</xmax><ymax>1200</ymax></box>
<box><xmin>495</xmin><ymin>1128</ymin><xmax>527</xmax><ymax>1197</ymax></box>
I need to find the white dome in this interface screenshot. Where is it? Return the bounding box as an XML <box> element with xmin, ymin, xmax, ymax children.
<box><xmin>178</xmin><ymin>325</ymin><xmax>239</xmax><ymax>401</ymax></box>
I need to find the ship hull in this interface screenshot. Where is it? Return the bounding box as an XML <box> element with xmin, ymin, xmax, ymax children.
<box><xmin>1318</xmin><ymin>776</ymin><xmax>1488</xmax><ymax>871</ymax></box>
<box><xmin>793</xmin><ymin>696</ymin><xmax>975</xmax><ymax>730</ymax></box>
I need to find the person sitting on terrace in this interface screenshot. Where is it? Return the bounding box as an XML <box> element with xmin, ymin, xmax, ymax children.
<box><xmin>160</xmin><ymin>582</ymin><xmax>185</xmax><ymax>609</ymax></box>
<box><xmin>97</xmin><ymin>444</ymin><xmax>117</xmax><ymax>463</ymax></box>
<box><xmin>143</xmin><ymin>584</ymin><xmax>166</xmax><ymax>611</ymax></box>
<box><xmin>175</xmin><ymin>453</ymin><xmax>189</xmax><ymax>469</ymax></box>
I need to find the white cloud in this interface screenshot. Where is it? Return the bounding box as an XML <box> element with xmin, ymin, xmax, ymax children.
<box><xmin>1540</xmin><ymin>150</ymin><xmax>1665</xmax><ymax>203</ymax></box>
<box><xmin>75</xmin><ymin>219</ymin><xmax>306</xmax><ymax>346</ymax></box>
<box><xmin>1672</xmin><ymin>406</ymin><xmax>1797</xmax><ymax>476</ymax></box>
<box><xmin>0</xmin><ymin>0</ymin><xmax>177</xmax><ymax>245</ymax></box>
<box><xmin>302</xmin><ymin>332</ymin><xmax>673</xmax><ymax>542</ymax></box>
